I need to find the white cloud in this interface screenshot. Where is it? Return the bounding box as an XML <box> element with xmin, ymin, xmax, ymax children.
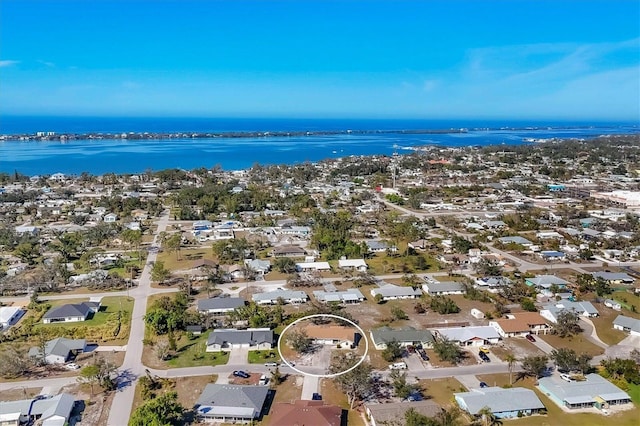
<box><xmin>0</xmin><ymin>60</ymin><xmax>19</xmax><ymax>67</ymax></box>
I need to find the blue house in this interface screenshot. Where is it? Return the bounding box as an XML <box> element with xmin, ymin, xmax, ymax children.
<box><xmin>455</xmin><ymin>387</ymin><xmax>545</xmax><ymax>418</ymax></box>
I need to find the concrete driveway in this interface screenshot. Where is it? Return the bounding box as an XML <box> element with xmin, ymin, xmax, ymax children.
<box><xmin>228</xmin><ymin>347</ymin><xmax>249</xmax><ymax>365</ymax></box>
<box><xmin>404</xmin><ymin>352</ymin><xmax>425</xmax><ymax>371</ymax></box>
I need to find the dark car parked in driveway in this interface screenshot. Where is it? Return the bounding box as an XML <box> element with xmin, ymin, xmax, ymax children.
<box><xmin>233</xmin><ymin>370</ymin><xmax>250</xmax><ymax>379</ymax></box>
<box><xmin>526</xmin><ymin>334</ymin><xmax>536</xmax><ymax>342</ymax></box>
<box><xmin>416</xmin><ymin>348</ymin><xmax>429</xmax><ymax>361</ymax></box>
<box><xmin>479</xmin><ymin>351</ymin><xmax>490</xmax><ymax>362</ymax></box>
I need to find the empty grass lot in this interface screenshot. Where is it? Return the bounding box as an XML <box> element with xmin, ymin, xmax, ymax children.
<box><xmin>248</xmin><ymin>349</ymin><xmax>281</xmax><ymax>364</ymax></box>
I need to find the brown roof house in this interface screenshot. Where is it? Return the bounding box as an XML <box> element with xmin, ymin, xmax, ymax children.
<box><xmin>301</xmin><ymin>324</ymin><xmax>360</xmax><ymax>348</ymax></box>
<box><xmin>489</xmin><ymin>312</ymin><xmax>551</xmax><ymax>338</ymax></box>
<box><xmin>269</xmin><ymin>400</ymin><xmax>345</xmax><ymax>426</ymax></box>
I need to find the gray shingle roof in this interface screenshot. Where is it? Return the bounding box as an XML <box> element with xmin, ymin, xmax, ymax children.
<box><xmin>613</xmin><ymin>315</ymin><xmax>640</xmax><ymax>333</ymax></box>
<box><xmin>28</xmin><ymin>337</ymin><xmax>86</xmax><ymax>359</ymax></box>
<box><xmin>454</xmin><ymin>387</ymin><xmax>545</xmax><ymax>415</ymax></box>
<box><xmin>371</xmin><ymin>284</ymin><xmax>422</xmax><ymax>298</ymax></box>
<box><xmin>423</xmin><ymin>281</ymin><xmax>466</xmax><ymax>293</ymax></box>
<box><xmin>0</xmin><ymin>393</ymin><xmax>75</xmax><ymax>421</ymax></box>
<box><xmin>206</xmin><ymin>329</ymin><xmax>273</xmax><ymax>346</ymax></box>
<box><xmin>197</xmin><ymin>297</ymin><xmax>246</xmax><ymax>312</ymax></box>
<box><xmin>538</xmin><ymin>374</ymin><xmax>631</xmax><ymax>405</ymax></box>
<box><xmin>195</xmin><ymin>384</ymin><xmax>269</xmax><ymax>419</ymax></box>
<box><xmin>252</xmin><ymin>289</ymin><xmax>308</xmax><ymax>303</ymax></box>
<box><xmin>42</xmin><ymin>302</ymin><xmax>94</xmax><ymax>320</ymax></box>
<box><xmin>370</xmin><ymin>326</ymin><xmax>434</xmax><ymax>346</ymax></box>
<box><xmin>592</xmin><ymin>272</ymin><xmax>634</xmax><ymax>283</ymax></box>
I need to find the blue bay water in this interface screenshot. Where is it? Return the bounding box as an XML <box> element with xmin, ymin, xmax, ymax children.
<box><xmin>0</xmin><ymin>117</ymin><xmax>637</xmax><ymax>175</ymax></box>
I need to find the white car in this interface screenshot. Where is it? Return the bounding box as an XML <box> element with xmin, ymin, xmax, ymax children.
<box><xmin>65</xmin><ymin>363</ymin><xmax>80</xmax><ymax>370</ymax></box>
<box><xmin>389</xmin><ymin>362</ymin><xmax>408</xmax><ymax>370</ymax></box>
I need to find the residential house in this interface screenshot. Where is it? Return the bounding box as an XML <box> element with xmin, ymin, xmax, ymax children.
<box><xmin>539</xmin><ymin>250</ymin><xmax>566</xmax><ymax>261</ymax></box>
<box><xmin>408</xmin><ymin>239</ymin><xmax>430</xmax><ymax>251</ymax></box>
<box><xmin>337</xmin><ymin>258</ymin><xmax>368</xmax><ymax>272</ymax></box>
<box><xmin>433</xmin><ymin>326</ymin><xmax>501</xmax><ymax>347</ymax></box>
<box><xmin>269</xmin><ymin>400</ymin><xmax>344</xmax><ymax>426</ymax></box>
<box><xmin>475</xmin><ymin>276</ymin><xmax>511</xmax><ymax>292</ymax></box>
<box><xmin>365</xmin><ymin>401</ymin><xmax>441</xmax><ymax>426</ymax></box>
<box><xmin>497</xmin><ymin>236</ymin><xmax>533</xmax><ymax>247</ymax></box>
<box><xmin>613</xmin><ymin>315</ymin><xmax>640</xmax><ymax>336</ymax></box>
<box><xmin>197</xmin><ymin>297</ymin><xmax>246</xmax><ymax>315</ymax></box>
<box><xmin>272</xmin><ymin>245</ymin><xmax>307</xmax><ymax>257</ymax></box>
<box><xmin>422</xmin><ymin>281</ymin><xmax>466</xmax><ymax>296</ymax></box>
<box><xmin>295</xmin><ymin>261</ymin><xmax>331</xmax><ymax>272</ymax></box>
<box><xmin>489</xmin><ymin>313</ymin><xmax>551</xmax><ymax>338</ymax></box>
<box><xmin>252</xmin><ymin>289</ymin><xmax>309</xmax><ymax>305</ymax></box>
<box><xmin>301</xmin><ymin>324</ymin><xmax>359</xmax><ymax>348</ymax></box>
<box><xmin>193</xmin><ymin>220</ymin><xmax>213</xmax><ymax>231</ymax></box>
<box><xmin>370</xmin><ymin>326</ymin><xmax>434</xmax><ymax>350</ymax></box>
<box><xmin>14</xmin><ymin>224</ymin><xmax>39</xmax><ymax>236</ymax></box>
<box><xmin>0</xmin><ymin>393</ymin><xmax>75</xmax><ymax>426</ymax></box>
<box><xmin>244</xmin><ymin>259</ymin><xmax>271</xmax><ymax>276</ymax></box>
<box><xmin>42</xmin><ymin>301</ymin><xmax>100</xmax><ymax>323</ymax></box>
<box><xmin>0</xmin><ymin>306</ymin><xmax>24</xmax><ymax>330</ymax></box>
<box><xmin>103</xmin><ymin>213</ymin><xmax>118</xmax><ymax>223</ymax></box>
<box><xmin>604</xmin><ymin>299</ymin><xmax>622</xmax><ymax>311</ymax></box>
<box><xmin>366</xmin><ymin>240</ymin><xmax>390</xmax><ymax>253</ymax></box>
<box><xmin>205</xmin><ymin>328</ymin><xmax>274</xmax><ymax>352</ymax></box>
<box><xmin>455</xmin><ymin>387</ymin><xmax>545</xmax><ymax>418</ymax></box>
<box><xmin>536</xmin><ymin>231</ymin><xmax>564</xmax><ymax>241</ymax></box>
<box><xmin>540</xmin><ymin>301</ymin><xmax>599</xmax><ymax>323</ymax></box>
<box><xmin>592</xmin><ymin>272</ymin><xmax>635</xmax><ymax>285</ymax></box>
<box><xmin>313</xmin><ymin>288</ymin><xmax>365</xmax><ymax>304</ymax></box>
<box><xmin>371</xmin><ymin>283</ymin><xmax>422</xmax><ymax>301</ymax></box>
<box><xmin>538</xmin><ymin>374</ymin><xmax>632</xmax><ymax>410</ymax></box>
<box><xmin>525</xmin><ymin>275</ymin><xmax>569</xmax><ymax>290</ymax></box>
<box><xmin>28</xmin><ymin>338</ymin><xmax>86</xmax><ymax>364</ymax></box>
<box><xmin>195</xmin><ymin>384</ymin><xmax>270</xmax><ymax>423</ymax></box>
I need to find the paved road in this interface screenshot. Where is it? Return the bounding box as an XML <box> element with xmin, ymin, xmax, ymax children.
<box><xmin>107</xmin><ymin>210</ymin><xmax>170</xmax><ymax>426</ymax></box>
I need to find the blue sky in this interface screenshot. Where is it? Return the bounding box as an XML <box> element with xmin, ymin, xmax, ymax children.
<box><xmin>1</xmin><ymin>0</ymin><xmax>639</xmax><ymax>120</ymax></box>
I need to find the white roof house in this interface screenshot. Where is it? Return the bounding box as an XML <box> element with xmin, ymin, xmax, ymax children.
<box><xmin>0</xmin><ymin>306</ymin><xmax>24</xmax><ymax>330</ymax></box>
<box><xmin>0</xmin><ymin>393</ymin><xmax>75</xmax><ymax>426</ymax></box>
<box><xmin>295</xmin><ymin>261</ymin><xmax>331</xmax><ymax>272</ymax></box>
<box><xmin>455</xmin><ymin>387</ymin><xmax>545</xmax><ymax>418</ymax></box>
<box><xmin>337</xmin><ymin>258</ymin><xmax>368</xmax><ymax>271</ymax></box>
<box><xmin>422</xmin><ymin>281</ymin><xmax>466</xmax><ymax>296</ymax></box>
<box><xmin>538</xmin><ymin>374</ymin><xmax>632</xmax><ymax>409</ymax></box>
<box><xmin>313</xmin><ymin>288</ymin><xmax>365</xmax><ymax>304</ymax></box>
<box><xmin>613</xmin><ymin>315</ymin><xmax>640</xmax><ymax>336</ymax></box>
<box><xmin>371</xmin><ymin>284</ymin><xmax>422</xmax><ymax>301</ymax></box>
<box><xmin>433</xmin><ymin>326</ymin><xmax>501</xmax><ymax>347</ymax></box>
<box><xmin>252</xmin><ymin>289</ymin><xmax>308</xmax><ymax>305</ymax></box>
<box><xmin>540</xmin><ymin>301</ymin><xmax>599</xmax><ymax>323</ymax></box>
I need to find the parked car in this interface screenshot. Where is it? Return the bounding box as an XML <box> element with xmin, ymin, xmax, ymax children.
<box><xmin>389</xmin><ymin>362</ymin><xmax>408</xmax><ymax>370</ymax></box>
<box><xmin>526</xmin><ymin>334</ymin><xmax>536</xmax><ymax>343</ymax></box>
<box><xmin>65</xmin><ymin>363</ymin><xmax>80</xmax><ymax>370</ymax></box>
<box><xmin>479</xmin><ymin>381</ymin><xmax>488</xmax><ymax>388</ymax></box>
<box><xmin>479</xmin><ymin>346</ymin><xmax>490</xmax><ymax>354</ymax></box>
<box><xmin>479</xmin><ymin>352</ymin><xmax>490</xmax><ymax>362</ymax></box>
<box><xmin>417</xmin><ymin>349</ymin><xmax>429</xmax><ymax>361</ymax></box>
<box><xmin>312</xmin><ymin>393</ymin><xmax>322</xmax><ymax>400</ymax></box>
<box><xmin>258</xmin><ymin>375</ymin><xmax>268</xmax><ymax>385</ymax></box>
<box><xmin>407</xmin><ymin>345</ymin><xmax>416</xmax><ymax>354</ymax></box>
<box><xmin>560</xmin><ymin>373</ymin><xmax>574</xmax><ymax>382</ymax></box>
<box><xmin>233</xmin><ymin>370</ymin><xmax>250</xmax><ymax>379</ymax></box>
<box><xmin>264</xmin><ymin>362</ymin><xmax>278</xmax><ymax>367</ymax></box>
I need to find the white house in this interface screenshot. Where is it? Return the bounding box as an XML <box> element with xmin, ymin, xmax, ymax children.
<box><xmin>613</xmin><ymin>315</ymin><xmax>640</xmax><ymax>336</ymax></box>
<box><xmin>252</xmin><ymin>289</ymin><xmax>308</xmax><ymax>305</ymax></box>
<box><xmin>313</xmin><ymin>288</ymin><xmax>365</xmax><ymax>304</ymax></box>
<box><xmin>0</xmin><ymin>306</ymin><xmax>24</xmax><ymax>330</ymax></box>
<box><xmin>540</xmin><ymin>301</ymin><xmax>599</xmax><ymax>323</ymax></box>
<box><xmin>433</xmin><ymin>326</ymin><xmax>501</xmax><ymax>347</ymax></box>
<box><xmin>205</xmin><ymin>328</ymin><xmax>274</xmax><ymax>352</ymax></box>
<box><xmin>42</xmin><ymin>301</ymin><xmax>100</xmax><ymax>324</ymax></box>
<box><xmin>490</xmin><ymin>313</ymin><xmax>551</xmax><ymax>338</ymax></box>
<box><xmin>295</xmin><ymin>261</ymin><xmax>331</xmax><ymax>272</ymax></box>
<box><xmin>103</xmin><ymin>213</ymin><xmax>118</xmax><ymax>223</ymax></box>
<box><xmin>371</xmin><ymin>284</ymin><xmax>422</xmax><ymax>301</ymax></box>
<box><xmin>422</xmin><ymin>281</ymin><xmax>466</xmax><ymax>296</ymax></box>
<box><xmin>0</xmin><ymin>393</ymin><xmax>76</xmax><ymax>426</ymax></box>
<box><xmin>28</xmin><ymin>338</ymin><xmax>86</xmax><ymax>364</ymax></box>
<box><xmin>604</xmin><ymin>299</ymin><xmax>622</xmax><ymax>311</ymax></box>
<box><xmin>337</xmin><ymin>258</ymin><xmax>368</xmax><ymax>272</ymax></box>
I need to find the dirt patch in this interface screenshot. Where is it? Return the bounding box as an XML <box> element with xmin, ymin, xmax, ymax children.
<box><xmin>417</xmin><ymin>377</ymin><xmax>466</xmax><ymax>407</ymax></box>
<box><xmin>491</xmin><ymin>338</ymin><xmax>546</xmax><ymax>360</ymax></box>
<box><xmin>229</xmin><ymin>371</ymin><xmax>263</xmax><ymax>385</ymax></box>
<box><xmin>424</xmin><ymin>349</ymin><xmax>477</xmax><ymax>367</ymax></box>
<box><xmin>175</xmin><ymin>375</ymin><xmax>218</xmax><ymax>408</ymax></box>
<box><xmin>539</xmin><ymin>334</ymin><xmax>605</xmax><ymax>357</ymax></box>
<box><xmin>0</xmin><ymin>386</ymin><xmax>42</xmax><ymax>401</ymax></box>
<box><xmin>59</xmin><ymin>383</ymin><xmax>113</xmax><ymax>426</ymax></box>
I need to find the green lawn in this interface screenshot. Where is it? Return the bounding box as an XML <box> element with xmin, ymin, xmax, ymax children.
<box><xmin>628</xmin><ymin>383</ymin><xmax>640</xmax><ymax>405</ymax></box>
<box><xmin>247</xmin><ymin>349</ymin><xmax>280</xmax><ymax>364</ymax></box>
<box><xmin>37</xmin><ymin>296</ymin><xmax>133</xmax><ymax>328</ymax></box>
<box><xmin>166</xmin><ymin>334</ymin><xmax>229</xmax><ymax>368</ymax></box>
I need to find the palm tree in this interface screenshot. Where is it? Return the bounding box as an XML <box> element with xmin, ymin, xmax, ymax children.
<box><xmin>505</xmin><ymin>353</ymin><xmax>517</xmax><ymax>385</ymax></box>
<box><xmin>474</xmin><ymin>406</ymin><xmax>502</xmax><ymax>426</ymax></box>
